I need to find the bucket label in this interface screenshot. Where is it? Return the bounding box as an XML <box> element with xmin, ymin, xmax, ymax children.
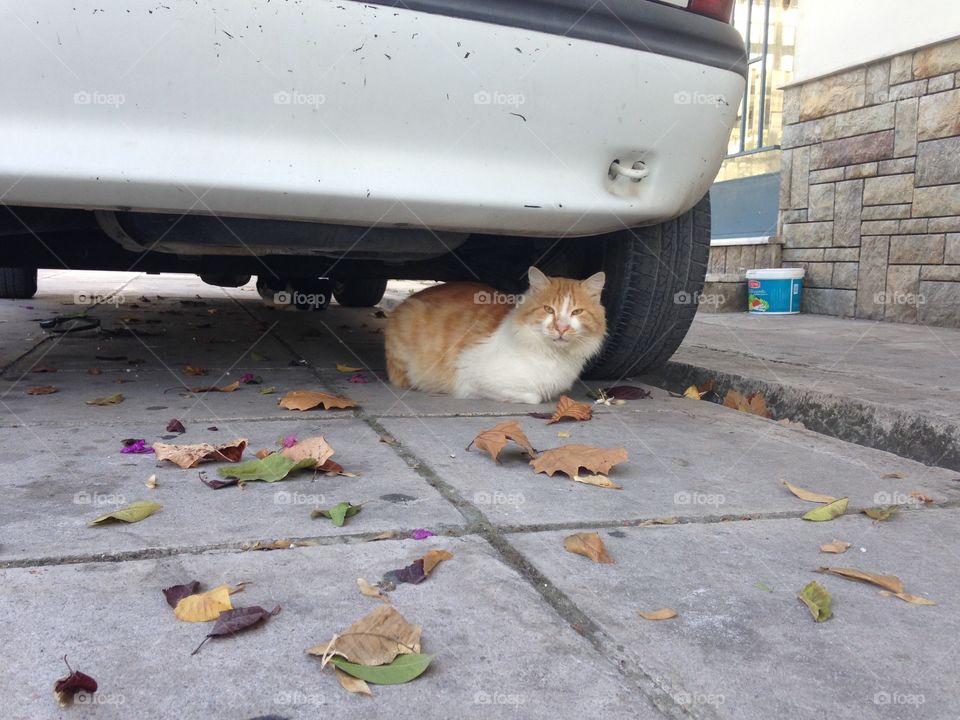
<box><xmin>748</xmin><ymin>280</ymin><xmax>760</xmax><ymax>289</ymax></box>
<box><xmin>748</xmin><ymin>293</ymin><xmax>770</xmax><ymax>311</ymax></box>
<box><xmin>747</xmin><ymin>277</ymin><xmax>801</xmax><ymax>314</ymax></box>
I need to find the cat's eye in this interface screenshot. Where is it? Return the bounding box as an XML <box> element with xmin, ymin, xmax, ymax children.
<box><xmin>543</xmin><ymin>305</ymin><xmax>554</xmax><ymax>314</ymax></box>
<box><xmin>571</xmin><ymin>308</ymin><xmax>584</xmax><ymax>315</ymax></box>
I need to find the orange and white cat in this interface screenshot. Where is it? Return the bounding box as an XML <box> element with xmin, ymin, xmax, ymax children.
<box><xmin>385</xmin><ymin>267</ymin><xmax>606</xmax><ymax>403</ymax></box>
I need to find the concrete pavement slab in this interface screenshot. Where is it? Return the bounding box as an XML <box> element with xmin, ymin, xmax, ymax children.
<box><xmin>508</xmin><ymin>510</ymin><xmax>960</xmax><ymax>719</ymax></box>
<box><xmin>0</xmin><ymin>536</ymin><xmax>651</xmax><ymax>720</ymax></box>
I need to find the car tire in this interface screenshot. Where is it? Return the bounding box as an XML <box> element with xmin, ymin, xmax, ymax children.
<box><xmin>333</xmin><ymin>278</ymin><xmax>388</xmax><ymax>308</ymax></box>
<box><xmin>0</xmin><ymin>267</ymin><xmax>38</xmax><ymax>299</ymax></box>
<box><xmin>587</xmin><ymin>193</ymin><xmax>710</xmax><ymax>379</ymax></box>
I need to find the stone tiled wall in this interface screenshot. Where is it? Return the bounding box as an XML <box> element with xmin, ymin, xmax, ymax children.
<box><xmin>779</xmin><ymin>36</ymin><xmax>960</xmax><ymax>326</ymax></box>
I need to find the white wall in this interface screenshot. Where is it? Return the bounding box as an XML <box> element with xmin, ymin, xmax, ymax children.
<box><xmin>794</xmin><ymin>0</ymin><xmax>960</xmax><ymax>82</ymax></box>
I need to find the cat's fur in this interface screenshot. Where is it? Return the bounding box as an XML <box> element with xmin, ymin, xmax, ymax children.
<box><xmin>385</xmin><ymin>267</ymin><xmax>606</xmax><ymax>403</ymax></box>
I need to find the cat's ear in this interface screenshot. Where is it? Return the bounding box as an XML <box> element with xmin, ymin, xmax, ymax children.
<box><xmin>527</xmin><ymin>266</ymin><xmax>550</xmax><ymax>293</ymax></box>
<box><xmin>581</xmin><ymin>271</ymin><xmax>606</xmax><ymax>297</ymax></box>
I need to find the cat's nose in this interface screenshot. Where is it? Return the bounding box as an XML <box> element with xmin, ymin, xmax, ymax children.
<box><xmin>556</xmin><ymin>324</ymin><xmax>570</xmax><ymax>337</ymax></box>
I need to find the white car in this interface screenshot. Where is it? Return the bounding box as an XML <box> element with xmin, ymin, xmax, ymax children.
<box><xmin>0</xmin><ymin>0</ymin><xmax>745</xmax><ymax>377</ymax></box>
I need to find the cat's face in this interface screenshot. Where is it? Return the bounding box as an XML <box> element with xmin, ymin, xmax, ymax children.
<box><xmin>513</xmin><ymin>267</ymin><xmax>607</xmax><ymax>348</ymax></box>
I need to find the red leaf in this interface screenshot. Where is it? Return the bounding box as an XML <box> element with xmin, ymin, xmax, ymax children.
<box><xmin>54</xmin><ymin>657</ymin><xmax>98</xmax><ymax>706</ymax></box>
<box><xmin>162</xmin><ymin>580</ymin><xmax>201</xmax><ymax>608</ymax></box>
<box><xmin>166</xmin><ymin>419</ymin><xmax>186</xmax><ymax>433</ymax></box>
<box><xmin>606</xmin><ymin>385</ymin><xmax>651</xmax><ymax>400</ymax></box>
<box><xmin>191</xmin><ymin>605</ymin><xmax>281</xmax><ymax>655</ymax></box>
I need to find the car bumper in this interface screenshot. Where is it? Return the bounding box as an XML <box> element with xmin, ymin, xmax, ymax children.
<box><xmin>0</xmin><ymin>0</ymin><xmax>745</xmax><ymax>238</ymax></box>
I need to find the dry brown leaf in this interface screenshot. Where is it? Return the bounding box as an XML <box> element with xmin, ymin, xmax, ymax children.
<box><xmin>357</xmin><ymin>577</ymin><xmax>389</xmax><ymax>603</ymax></box>
<box><xmin>777</xmin><ymin>418</ymin><xmax>806</xmax><ymax>429</ymax></box>
<box><xmin>26</xmin><ymin>385</ymin><xmax>57</xmax><ymax>395</ymax></box>
<box><xmin>638</xmin><ymin>517</ymin><xmax>679</xmax><ymax>527</ymax></box>
<box><xmin>87</xmin><ymin>367</ymin><xmax>101</xmax><ymax>375</ymax></box>
<box><xmin>881</xmin><ymin>471</ymin><xmax>905</xmax><ymax>479</ymax></box>
<box><xmin>189</xmin><ymin>381</ymin><xmax>239</xmax><ymax>393</ymax></box>
<box><xmin>878</xmin><ymin>590</ymin><xmax>937</xmax><ymax>605</ymax></box>
<box><xmin>318</xmin><ymin>458</ymin><xmax>354</xmax><ymax>477</ymax></box>
<box><xmin>308</xmin><ymin>605</ymin><xmax>421</xmax><ymax>667</ymax></box>
<box><xmin>638</xmin><ymin>608</ymin><xmax>677</xmax><ymax>621</ymax></box>
<box><xmin>255</xmin><ymin>448</ymin><xmax>271</xmax><ymax>459</ymax></box>
<box><xmin>909</xmin><ymin>491</ymin><xmax>936</xmax><ymax>505</ymax></box>
<box><xmin>683</xmin><ymin>385</ymin><xmax>703</xmax><ymax>399</ymax></box>
<box><xmin>242</xmin><ymin>539</ymin><xmax>313</xmax><ymax>551</ymax></box>
<box><xmin>335</xmin><ymin>667</ymin><xmax>372</xmax><ymax>695</ymax></box>
<box><xmin>145</xmin><ymin>474</ymin><xmax>158</xmax><ymax>490</ymax></box>
<box><xmin>782</xmin><ymin>481</ymin><xmax>837</xmax><ymax>503</ymax></box>
<box><xmin>466</xmin><ymin>420</ymin><xmax>537</xmax><ymax>463</ymax></box>
<box><xmin>279</xmin><ymin>389</ymin><xmax>357</xmax><ymax>411</ymax></box>
<box><xmin>545</xmin><ymin>395</ymin><xmax>593</xmax><ymax>424</ymax></box>
<box><xmin>421</xmin><ymin>550</ymin><xmax>453</xmax><ymax>576</ymax></box>
<box><xmin>366</xmin><ymin>531</ymin><xmax>398</xmax><ymax>542</ymax></box>
<box><xmin>816</xmin><ymin>567</ymin><xmax>904</xmax><ymax>594</ymax></box>
<box><xmin>531</xmin><ymin>444</ymin><xmax>628</xmax><ymax>480</ymax></box>
<box><xmin>153</xmin><ymin>438</ymin><xmax>248</xmax><ymax>469</ymax></box>
<box><xmin>173</xmin><ymin>584</ymin><xmax>232</xmax><ymax>622</ymax></box>
<box><xmin>183</xmin><ymin>365</ymin><xmax>207</xmax><ymax>376</ymax></box>
<box><xmin>281</xmin><ymin>436</ymin><xmax>335</xmax><ymax>469</ymax></box>
<box><xmin>820</xmin><ymin>539</ymin><xmax>851</xmax><ymax>554</ymax></box>
<box><xmin>573</xmin><ymin>473</ymin><xmax>621</xmax><ymax>489</ymax></box>
<box><xmin>722</xmin><ymin>389</ymin><xmax>773</xmax><ymax>418</ymax></box>
<box><xmin>563</xmin><ymin>532</ymin><xmax>614</xmax><ymax>563</ymax></box>
<box><xmin>30</xmin><ymin>366</ymin><xmax>57</xmax><ymax>373</ymax></box>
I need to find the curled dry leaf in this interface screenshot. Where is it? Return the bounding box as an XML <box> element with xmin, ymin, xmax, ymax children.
<box><xmin>54</xmin><ymin>657</ymin><xmax>98</xmax><ymax>706</ymax></box>
<box><xmin>816</xmin><ymin>567</ymin><xmax>904</xmax><ymax>594</ymax></box>
<box><xmin>881</xmin><ymin>471</ymin><xmax>905</xmax><ymax>479</ymax></box>
<box><xmin>798</xmin><ymin>581</ymin><xmax>833</xmax><ymax>622</ymax></box>
<box><xmin>191</xmin><ymin>605</ymin><xmax>281</xmax><ymax>655</ymax></box>
<box><xmin>546</xmin><ymin>395</ymin><xmax>593</xmax><ymax>424</ymax></box>
<box><xmin>308</xmin><ymin>604</ymin><xmax>422</xmax><ymax>667</ymax></box>
<box><xmin>183</xmin><ymin>366</ymin><xmax>207</xmax><ymax>376</ymax></box>
<box><xmin>336</xmin><ymin>363</ymin><xmax>363</xmax><ymax>372</ymax></box>
<box><xmin>862</xmin><ymin>505</ymin><xmax>899</xmax><ymax>521</ymax></box>
<box><xmin>358</xmin><ymin>577</ymin><xmax>389</xmax><ymax>602</ymax></box>
<box><xmin>86</xmin><ymin>393</ymin><xmax>124</xmax><ymax>405</ymax></box>
<box><xmin>466</xmin><ymin>420</ymin><xmax>537</xmax><ymax>463</ymax></box>
<box><xmin>31</xmin><ymin>366</ymin><xmax>57</xmax><ymax>373</ymax></box>
<box><xmin>801</xmin><ymin>497</ymin><xmax>849</xmax><ymax>521</ymax></box>
<box><xmin>383</xmin><ymin>550</ymin><xmax>453</xmax><ymax>585</ymax></box>
<box><xmin>722</xmin><ymin>389</ymin><xmax>773</xmax><ymax>418</ymax></box>
<box><xmin>782</xmin><ymin>481</ymin><xmax>836</xmax><ymax>503</ymax></box>
<box><xmin>820</xmin><ymin>539</ymin><xmax>851</xmax><ymax>554</ymax></box>
<box><xmin>563</xmin><ymin>532</ymin><xmax>613</xmax><ymax>564</ymax></box>
<box><xmin>153</xmin><ymin>438</ymin><xmax>247</xmax><ymax>469</ymax></box>
<box><xmin>189</xmin><ymin>381</ymin><xmax>240</xmax><ymax>393</ymax></box>
<box><xmin>26</xmin><ymin>385</ymin><xmax>57</xmax><ymax>395</ymax></box>
<box><xmin>335</xmin><ymin>667</ymin><xmax>372</xmax><ymax>695</ymax></box>
<box><xmin>638</xmin><ymin>608</ymin><xmax>677</xmax><ymax>621</ymax></box>
<box><xmin>145</xmin><ymin>474</ymin><xmax>158</xmax><ymax>489</ymax></box>
<box><xmin>281</xmin><ymin>436</ymin><xmax>336</xmax><ymax>469</ymax></box>
<box><xmin>173</xmin><ymin>584</ymin><xmax>233</xmax><ymax>622</ymax></box>
<box><xmin>573</xmin><ymin>473</ymin><xmax>621</xmax><ymax>489</ymax></box>
<box><xmin>878</xmin><ymin>590</ymin><xmax>937</xmax><ymax>605</ymax></box>
<box><xmin>531</xmin><ymin>444</ymin><xmax>628</xmax><ymax>481</ymax></box>
<box><xmin>279</xmin><ymin>389</ymin><xmax>357</xmax><ymax>411</ymax></box>
<box><xmin>165</xmin><ymin>419</ymin><xmax>186</xmax><ymax>433</ymax></box>
<box><xmin>89</xmin><ymin>500</ymin><xmax>162</xmax><ymax>525</ymax></box>
<box><xmin>909</xmin><ymin>491</ymin><xmax>936</xmax><ymax>505</ymax></box>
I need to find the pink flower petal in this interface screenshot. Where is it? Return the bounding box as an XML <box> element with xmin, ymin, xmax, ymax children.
<box><xmin>411</xmin><ymin>529</ymin><xmax>434</xmax><ymax>540</ymax></box>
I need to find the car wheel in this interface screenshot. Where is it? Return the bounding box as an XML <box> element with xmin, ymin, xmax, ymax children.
<box><xmin>0</xmin><ymin>267</ymin><xmax>38</xmax><ymax>299</ymax></box>
<box><xmin>587</xmin><ymin>193</ymin><xmax>710</xmax><ymax>379</ymax></box>
<box><xmin>332</xmin><ymin>278</ymin><xmax>388</xmax><ymax>308</ymax></box>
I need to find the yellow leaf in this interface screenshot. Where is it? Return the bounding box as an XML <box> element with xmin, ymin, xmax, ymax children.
<box><xmin>638</xmin><ymin>608</ymin><xmax>677</xmax><ymax>621</ymax></box>
<box><xmin>862</xmin><ymin>505</ymin><xmax>899</xmax><ymax>521</ymax></box>
<box><xmin>335</xmin><ymin>667</ymin><xmax>372</xmax><ymax>695</ymax></box>
<box><xmin>336</xmin><ymin>363</ymin><xmax>363</xmax><ymax>373</ymax></box>
<box><xmin>682</xmin><ymin>385</ymin><xmax>702</xmax><ymax>400</ymax></box>
<box><xmin>798</xmin><ymin>581</ymin><xmax>833</xmax><ymax>622</ymax></box>
<box><xmin>173</xmin><ymin>584</ymin><xmax>232</xmax><ymax>622</ymax></box>
<box><xmin>563</xmin><ymin>532</ymin><xmax>614</xmax><ymax>563</ymax></box>
<box><xmin>557</xmin><ymin>431</ymin><xmax>571</xmax><ymax>439</ymax></box>
<box><xmin>357</xmin><ymin>577</ymin><xmax>389</xmax><ymax>603</ymax></box>
<box><xmin>782</xmin><ymin>481</ymin><xmax>836</xmax><ymax>503</ymax></box>
<box><xmin>819</xmin><ymin>539</ymin><xmax>851</xmax><ymax>554</ymax></box>
<box><xmin>801</xmin><ymin>497</ymin><xmax>848</xmax><ymax>521</ymax></box>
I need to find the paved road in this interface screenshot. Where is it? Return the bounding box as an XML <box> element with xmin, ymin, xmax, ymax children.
<box><xmin>1</xmin><ymin>271</ymin><xmax>959</xmax><ymax>719</ymax></box>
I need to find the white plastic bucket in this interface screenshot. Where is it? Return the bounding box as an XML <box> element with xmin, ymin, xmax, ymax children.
<box><xmin>746</xmin><ymin>268</ymin><xmax>804</xmax><ymax>314</ymax></box>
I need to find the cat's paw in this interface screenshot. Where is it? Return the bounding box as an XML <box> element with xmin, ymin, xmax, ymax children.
<box><xmin>502</xmin><ymin>391</ymin><xmax>543</xmax><ymax>405</ymax></box>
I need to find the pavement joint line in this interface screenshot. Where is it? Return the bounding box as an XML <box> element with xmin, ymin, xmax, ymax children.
<box><xmin>242</xmin><ymin>299</ymin><xmax>701</xmax><ymax>718</ymax></box>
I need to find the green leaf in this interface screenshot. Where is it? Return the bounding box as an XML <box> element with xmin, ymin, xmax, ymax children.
<box><xmin>311</xmin><ymin>502</ymin><xmax>362</xmax><ymax>526</ymax></box>
<box><xmin>90</xmin><ymin>500</ymin><xmax>162</xmax><ymax>525</ymax></box>
<box><xmin>217</xmin><ymin>454</ymin><xmax>315</xmax><ymax>482</ymax></box>
<box><xmin>862</xmin><ymin>505</ymin><xmax>899</xmax><ymax>521</ymax></box>
<box><xmin>329</xmin><ymin>653</ymin><xmax>433</xmax><ymax>685</ymax></box>
<box><xmin>801</xmin><ymin>497</ymin><xmax>849</xmax><ymax>522</ymax></box>
<box><xmin>798</xmin><ymin>580</ymin><xmax>833</xmax><ymax>622</ymax></box>
<box><xmin>754</xmin><ymin>582</ymin><xmax>773</xmax><ymax>593</ymax></box>
<box><xmin>259</xmin><ymin>386</ymin><xmax>276</xmax><ymax>395</ymax></box>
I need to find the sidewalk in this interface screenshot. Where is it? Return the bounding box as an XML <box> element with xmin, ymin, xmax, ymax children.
<box><xmin>644</xmin><ymin>313</ymin><xmax>960</xmax><ymax>471</ymax></box>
